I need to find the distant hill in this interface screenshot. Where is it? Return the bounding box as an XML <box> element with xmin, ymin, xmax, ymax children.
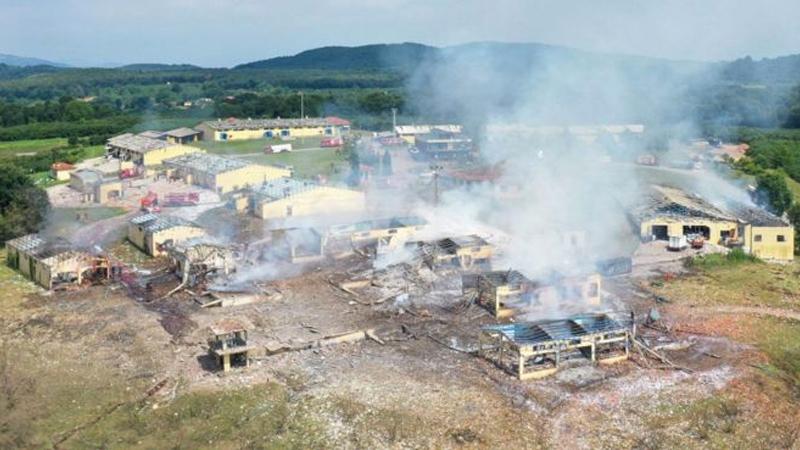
<box><xmin>118</xmin><ymin>63</ymin><xmax>203</xmax><ymax>72</ymax></box>
<box><xmin>0</xmin><ymin>53</ymin><xmax>67</xmax><ymax>67</ymax></box>
<box><xmin>235</xmin><ymin>43</ymin><xmax>437</xmax><ymax>71</ymax></box>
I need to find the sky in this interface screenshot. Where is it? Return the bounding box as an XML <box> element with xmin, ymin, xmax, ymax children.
<box><xmin>1</xmin><ymin>0</ymin><xmax>799</xmax><ymax>67</ymax></box>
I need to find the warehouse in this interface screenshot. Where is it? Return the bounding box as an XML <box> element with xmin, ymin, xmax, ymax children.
<box><xmin>200</xmin><ymin>117</ymin><xmax>350</xmax><ymax>141</ymax></box>
<box><xmin>468</xmin><ymin>270</ymin><xmax>602</xmax><ymax>318</ymax></box>
<box><xmin>394</xmin><ymin>124</ymin><xmax>462</xmax><ymax>144</ymax></box>
<box><xmin>127</xmin><ymin>214</ymin><xmax>206</xmax><ymax>256</ymax></box>
<box><xmin>329</xmin><ymin>216</ymin><xmax>427</xmax><ymax>246</ymax></box>
<box><xmin>5</xmin><ymin>234</ymin><xmax>103</xmax><ymax>290</ymax></box>
<box><xmin>479</xmin><ymin>312</ymin><xmax>633</xmax><ymax>380</ymax></box>
<box><xmin>69</xmin><ymin>169</ymin><xmax>123</xmax><ymax>204</ymax></box>
<box><xmin>415</xmin><ymin>235</ymin><xmax>493</xmax><ymax>270</ymax></box>
<box><xmin>164</xmin><ymin>153</ymin><xmax>291</xmax><ymax>194</ymax></box>
<box><xmin>249</xmin><ymin>178</ymin><xmax>366</xmax><ymax>221</ymax></box>
<box><xmin>106</xmin><ymin>133</ymin><xmax>202</xmax><ymax>167</ymax></box>
<box><xmin>636</xmin><ymin>185</ymin><xmax>794</xmax><ymax>261</ymax></box>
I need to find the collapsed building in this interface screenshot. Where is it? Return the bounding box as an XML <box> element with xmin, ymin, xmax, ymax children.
<box><xmin>199</xmin><ymin>117</ymin><xmax>350</xmax><ymax>141</ymax></box>
<box><xmin>274</xmin><ymin>228</ymin><xmax>328</xmax><ymax>264</ymax></box>
<box><xmin>165</xmin><ymin>241</ymin><xmax>236</xmax><ymax>287</ymax></box>
<box><xmin>467</xmin><ymin>270</ymin><xmax>602</xmax><ymax>318</ymax></box>
<box><xmin>5</xmin><ymin>234</ymin><xmax>116</xmax><ymax>290</ymax></box>
<box><xmin>413</xmin><ymin>128</ymin><xmax>473</xmax><ymax>160</ymax></box>
<box><xmin>635</xmin><ymin>185</ymin><xmax>794</xmax><ymax>260</ymax></box>
<box><xmin>413</xmin><ymin>235</ymin><xmax>493</xmax><ymax>270</ymax></box>
<box><xmin>127</xmin><ymin>213</ymin><xmax>206</xmax><ymax>256</ymax></box>
<box><xmin>69</xmin><ymin>169</ymin><xmax>123</xmax><ymax>204</ymax></box>
<box><xmin>208</xmin><ymin>318</ymin><xmax>255</xmax><ymax>372</ymax></box>
<box><xmin>479</xmin><ymin>312</ymin><xmax>633</xmax><ymax>379</ymax></box>
<box><xmin>164</xmin><ymin>152</ymin><xmax>291</xmax><ymax>194</ymax></box>
<box><xmin>105</xmin><ymin>133</ymin><xmax>202</xmax><ymax>167</ymax></box>
<box><xmin>394</xmin><ymin>124</ymin><xmax>463</xmax><ymax>144</ymax></box>
<box><xmin>328</xmin><ymin>216</ymin><xmax>427</xmax><ymax>252</ymax></box>
<box><xmin>242</xmin><ymin>178</ymin><xmax>366</xmax><ymax>221</ymax></box>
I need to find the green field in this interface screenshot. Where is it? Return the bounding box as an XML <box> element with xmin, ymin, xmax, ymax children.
<box><xmin>0</xmin><ymin>138</ymin><xmax>68</xmax><ymax>157</ymax></box>
<box><xmin>197</xmin><ymin>136</ymin><xmax>327</xmax><ymax>155</ymax></box>
<box><xmin>240</xmin><ymin>149</ymin><xmax>348</xmax><ymax>180</ymax></box>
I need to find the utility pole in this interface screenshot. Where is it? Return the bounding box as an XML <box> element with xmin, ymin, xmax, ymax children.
<box><xmin>391</xmin><ymin>107</ymin><xmax>397</xmax><ymax>132</ymax></box>
<box><xmin>430</xmin><ymin>163</ymin><xmax>443</xmax><ymax>206</ymax></box>
<box><xmin>299</xmin><ymin>91</ymin><xmax>304</xmax><ymax>119</ymax></box>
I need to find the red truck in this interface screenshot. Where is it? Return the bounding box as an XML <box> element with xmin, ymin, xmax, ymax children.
<box><xmin>140</xmin><ymin>191</ymin><xmax>160</xmax><ymax>212</ymax></box>
<box><xmin>320</xmin><ymin>136</ymin><xmax>344</xmax><ymax>148</ymax></box>
<box><xmin>162</xmin><ymin>192</ymin><xmax>200</xmax><ymax>207</ymax></box>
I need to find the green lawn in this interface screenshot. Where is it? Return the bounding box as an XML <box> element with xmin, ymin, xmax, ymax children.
<box><xmin>0</xmin><ymin>138</ymin><xmax>67</xmax><ymax>158</ymax></box>
<box><xmin>197</xmin><ymin>136</ymin><xmax>327</xmax><ymax>155</ymax></box>
<box><xmin>240</xmin><ymin>149</ymin><xmax>348</xmax><ymax>179</ymax></box>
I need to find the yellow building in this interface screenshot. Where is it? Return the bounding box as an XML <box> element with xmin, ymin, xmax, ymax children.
<box><xmin>249</xmin><ymin>178</ymin><xmax>366</xmax><ymax>220</ymax></box>
<box><xmin>164</xmin><ymin>153</ymin><xmax>291</xmax><ymax>194</ymax></box>
<box><xmin>164</xmin><ymin>127</ymin><xmax>202</xmax><ymax>145</ymax></box>
<box><xmin>127</xmin><ymin>214</ymin><xmax>206</xmax><ymax>256</ymax></box>
<box><xmin>5</xmin><ymin>234</ymin><xmax>96</xmax><ymax>289</ymax></box>
<box><xmin>200</xmin><ymin>117</ymin><xmax>350</xmax><ymax>141</ymax></box>
<box><xmin>417</xmin><ymin>235</ymin><xmax>493</xmax><ymax>270</ymax></box>
<box><xmin>69</xmin><ymin>169</ymin><xmax>123</xmax><ymax>204</ymax></box>
<box><xmin>637</xmin><ymin>185</ymin><xmax>794</xmax><ymax>261</ymax></box>
<box><xmin>328</xmin><ymin>216</ymin><xmax>427</xmax><ymax>245</ymax></box>
<box><xmin>106</xmin><ymin>133</ymin><xmax>202</xmax><ymax>167</ymax></box>
<box><xmin>50</xmin><ymin>162</ymin><xmax>75</xmax><ymax>181</ymax></box>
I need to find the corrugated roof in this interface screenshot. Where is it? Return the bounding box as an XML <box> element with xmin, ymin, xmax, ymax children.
<box><xmin>164</xmin><ymin>152</ymin><xmax>248</xmax><ymax>175</ymax></box>
<box><xmin>107</xmin><ymin>133</ymin><xmax>170</xmax><ymax>153</ymax></box>
<box><xmin>129</xmin><ymin>213</ymin><xmax>201</xmax><ymax>233</ymax></box>
<box><xmin>166</xmin><ymin>127</ymin><xmax>201</xmax><ymax>138</ymax></box>
<box><xmin>204</xmin><ymin>117</ymin><xmax>344</xmax><ymax>131</ymax></box>
<box><xmin>252</xmin><ymin>177</ymin><xmax>320</xmax><ymax>201</ymax></box>
<box><xmin>394</xmin><ymin>124</ymin><xmax>462</xmax><ymax>135</ymax></box>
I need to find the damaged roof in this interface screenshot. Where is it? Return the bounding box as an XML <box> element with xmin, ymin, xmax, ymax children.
<box><xmin>166</xmin><ymin>127</ymin><xmax>201</xmax><ymax>138</ymax></box>
<box><xmin>130</xmin><ymin>213</ymin><xmax>202</xmax><ymax>233</ymax></box>
<box><xmin>164</xmin><ymin>152</ymin><xmax>249</xmax><ymax>174</ymax></box>
<box><xmin>204</xmin><ymin>117</ymin><xmax>345</xmax><ymax>131</ymax></box>
<box><xmin>5</xmin><ymin>234</ymin><xmax>88</xmax><ymax>264</ymax></box>
<box><xmin>210</xmin><ymin>318</ymin><xmax>252</xmax><ymax>335</ymax></box>
<box><xmin>437</xmin><ymin>235</ymin><xmax>489</xmax><ymax>252</ymax></box>
<box><xmin>479</xmin><ymin>269</ymin><xmax>534</xmax><ymax>287</ymax></box>
<box><xmin>107</xmin><ymin>133</ymin><xmax>170</xmax><ymax>153</ymax></box>
<box><xmin>484</xmin><ymin>312</ymin><xmax>631</xmax><ymax>345</ymax></box>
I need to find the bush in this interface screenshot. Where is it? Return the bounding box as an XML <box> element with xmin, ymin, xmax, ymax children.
<box><xmin>687</xmin><ymin>248</ymin><xmax>760</xmax><ymax>269</ymax></box>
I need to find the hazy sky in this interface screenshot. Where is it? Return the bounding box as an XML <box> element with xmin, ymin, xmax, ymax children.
<box><xmin>2</xmin><ymin>0</ymin><xmax>799</xmax><ymax>67</ymax></box>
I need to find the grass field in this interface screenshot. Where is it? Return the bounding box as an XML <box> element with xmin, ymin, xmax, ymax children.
<box><xmin>197</xmin><ymin>136</ymin><xmax>327</xmax><ymax>155</ymax></box>
<box><xmin>0</xmin><ymin>138</ymin><xmax>67</xmax><ymax>158</ymax></box>
<box><xmin>240</xmin><ymin>150</ymin><xmax>348</xmax><ymax>179</ymax></box>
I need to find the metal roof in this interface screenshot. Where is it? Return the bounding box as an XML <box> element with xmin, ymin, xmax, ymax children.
<box><xmin>483</xmin><ymin>312</ymin><xmax>631</xmax><ymax>345</ymax></box>
<box><xmin>107</xmin><ymin>133</ymin><xmax>170</xmax><ymax>153</ymax></box>
<box><xmin>204</xmin><ymin>117</ymin><xmax>343</xmax><ymax>131</ymax></box>
<box><xmin>394</xmin><ymin>124</ymin><xmax>462</xmax><ymax>135</ymax></box>
<box><xmin>164</xmin><ymin>152</ymin><xmax>249</xmax><ymax>175</ymax></box>
<box><xmin>6</xmin><ymin>234</ymin><xmax>45</xmax><ymax>252</ymax></box>
<box><xmin>252</xmin><ymin>177</ymin><xmax>320</xmax><ymax>201</ymax></box>
<box><xmin>166</xmin><ymin>127</ymin><xmax>201</xmax><ymax>138</ymax></box>
<box><xmin>130</xmin><ymin>214</ymin><xmax>201</xmax><ymax>233</ymax></box>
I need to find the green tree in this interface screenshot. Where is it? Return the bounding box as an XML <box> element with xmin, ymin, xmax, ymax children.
<box><xmin>755</xmin><ymin>172</ymin><xmax>793</xmax><ymax>215</ymax></box>
<box><xmin>0</xmin><ymin>164</ymin><xmax>50</xmax><ymax>241</ymax></box>
<box><xmin>786</xmin><ymin>204</ymin><xmax>800</xmax><ymax>254</ymax></box>
<box><xmin>63</xmin><ymin>100</ymin><xmax>93</xmax><ymax>121</ymax></box>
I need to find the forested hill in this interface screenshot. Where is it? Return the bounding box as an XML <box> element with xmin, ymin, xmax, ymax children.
<box><xmin>235</xmin><ymin>43</ymin><xmax>437</xmax><ymax>71</ymax></box>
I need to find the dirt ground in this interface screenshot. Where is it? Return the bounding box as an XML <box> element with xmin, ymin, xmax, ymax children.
<box><xmin>2</xmin><ymin>241</ymin><xmax>799</xmax><ymax>449</ymax></box>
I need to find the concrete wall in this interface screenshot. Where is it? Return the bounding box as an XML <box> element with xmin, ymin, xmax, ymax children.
<box><xmin>212</xmin><ymin>125</ymin><xmax>339</xmax><ymax>141</ymax></box>
<box><xmin>254</xmin><ymin>187</ymin><xmax>365</xmax><ymax>220</ymax></box>
<box><xmin>744</xmin><ymin>225</ymin><xmax>795</xmax><ymax>261</ymax></box>
<box><xmin>141</xmin><ymin>145</ymin><xmax>202</xmax><ymax>167</ymax></box>
<box><xmin>640</xmin><ymin>217</ymin><xmax>738</xmax><ymax>244</ymax></box>
<box><xmin>213</xmin><ymin>165</ymin><xmax>291</xmax><ymax>194</ymax></box>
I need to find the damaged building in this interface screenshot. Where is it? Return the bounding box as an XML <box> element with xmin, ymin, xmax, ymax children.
<box><xmin>127</xmin><ymin>213</ymin><xmax>206</xmax><ymax>256</ymax></box>
<box><xmin>394</xmin><ymin>124</ymin><xmax>463</xmax><ymax>144</ymax></box>
<box><xmin>164</xmin><ymin>152</ymin><xmax>291</xmax><ymax>194</ymax></box>
<box><xmin>69</xmin><ymin>169</ymin><xmax>123</xmax><ymax>204</ymax></box>
<box><xmin>479</xmin><ymin>312</ymin><xmax>633</xmax><ymax>380</ymax></box>
<box><xmin>636</xmin><ymin>185</ymin><xmax>794</xmax><ymax>260</ymax></box>
<box><xmin>245</xmin><ymin>178</ymin><xmax>366</xmax><ymax>221</ymax></box>
<box><xmin>165</xmin><ymin>241</ymin><xmax>236</xmax><ymax>287</ymax></box>
<box><xmin>208</xmin><ymin>319</ymin><xmax>255</xmax><ymax>372</ymax></box>
<box><xmin>328</xmin><ymin>216</ymin><xmax>427</xmax><ymax>252</ymax></box>
<box><xmin>412</xmin><ymin>128</ymin><xmax>473</xmax><ymax>160</ymax></box>
<box><xmin>414</xmin><ymin>235</ymin><xmax>493</xmax><ymax>270</ymax></box>
<box><xmin>468</xmin><ymin>270</ymin><xmax>602</xmax><ymax>318</ymax></box>
<box><xmin>105</xmin><ymin>133</ymin><xmax>202</xmax><ymax>167</ymax></box>
<box><xmin>5</xmin><ymin>234</ymin><xmax>114</xmax><ymax>290</ymax></box>
<box><xmin>273</xmin><ymin>228</ymin><xmax>328</xmax><ymax>264</ymax></box>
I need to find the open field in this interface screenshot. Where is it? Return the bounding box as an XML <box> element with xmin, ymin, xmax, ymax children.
<box><xmin>197</xmin><ymin>136</ymin><xmax>327</xmax><ymax>155</ymax></box>
<box><xmin>238</xmin><ymin>149</ymin><xmax>348</xmax><ymax>180</ymax></box>
<box><xmin>0</xmin><ymin>137</ymin><xmax>67</xmax><ymax>157</ymax></box>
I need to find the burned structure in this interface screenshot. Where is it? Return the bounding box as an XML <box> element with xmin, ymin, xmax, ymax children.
<box><xmin>636</xmin><ymin>185</ymin><xmax>794</xmax><ymax>260</ymax></box>
<box><xmin>106</xmin><ymin>133</ymin><xmax>201</xmax><ymax>167</ymax></box>
<box><xmin>69</xmin><ymin>169</ymin><xmax>123</xmax><ymax>204</ymax></box>
<box><xmin>415</xmin><ymin>235</ymin><xmax>492</xmax><ymax>270</ymax></box>
<box><xmin>479</xmin><ymin>312</ymin><xmax>633</xmax><ymax>380</ymax></box>
<box><xmin>166</xmin><ymin>241</ymin><xmax>236</xmax><ymax>287</ymax></box>
<box><xmin>328</xmin><ymin>216</ymin><xmax>427</xmax><ymax>254</ymax></box>
<box><xmin>412</xmin><ymin>129</ymin><xmax>473</xmax><ymax>160</ymax></box>
<box><xmin>274</xmin><ymin>228</ymin><xmax>328</xmax><ymax>264</ymax></box>
<box><xmin>208</xmin><ymin>319</ymin><xmax>255</xmax><ymax>372</ymax></box>
<box><xmin>5</xmin><ymin>234</ymin><xmax>116</xmax><ymax>290</ymax></box>
<box><xmin>468</xmin><ymin>270</ymin><xmax>603</xmax><ymax>318</ymax></box>
<box><xmin>127</xmin><ymin>213</ymin><xmax>206</xmax><ymax>256</ymax></box>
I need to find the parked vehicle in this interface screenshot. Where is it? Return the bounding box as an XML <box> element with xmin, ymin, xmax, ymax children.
<box><xmin>321</xmin><ymin>136</ymin><xmax>344</xmax><ymax>148</ymax></box>
<box><xmin>265</xmin><ymin>143</ymin><xmax>292</xmax><ymax>154</ymax></box>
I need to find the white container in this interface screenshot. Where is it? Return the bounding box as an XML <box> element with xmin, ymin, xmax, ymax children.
<box><xmin>668</xmin><ymin>235</ymin><xmax>688</xmax><ymax>251</ymax></box>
